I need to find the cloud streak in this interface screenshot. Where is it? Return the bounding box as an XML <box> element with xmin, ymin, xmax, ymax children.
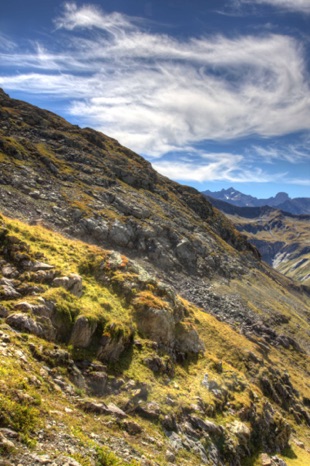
<box><xmin>241</xmin><ymin>0</ymin><xmax>310</xmax><ymax>14</ymax></box>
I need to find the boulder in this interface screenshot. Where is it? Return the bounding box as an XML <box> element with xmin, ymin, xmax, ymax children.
<box><xmin>135</xmin><ymin>306</ymin><xmax>175</xmax><ymax>349</ymax></box>
<box><xmin>53</xmin><ymin>273</ymin><xmax>83</xmax><ymax>297</ymax></box>
<box><xmin>85</xmin><ymin>371</ymin><xmax>108</xmax><ymax>396</ymax></box>
<box><xmin>121</xmin><ymin>420</ymin><xmax>142</xmax><ymax>435</ymax></box>
<box><xmin>135</xmin><ymin>401</ymin><xmax>161</xmax><ymax>421</ymax></box>
<box><xmin>97</xmin><ymin>329</ymin><xmax>133</xmax><ymax>362</ymax></box>
<box><xmin>189</xmin><ymin>415</ymin><xmax>223</xmax><ymax>436</ymax></box>
<box><xmin>79</xmin><ymin>400</ymin><xmax>126</xmax><ymax>418</ymax></box>
<box><xmin>70</xmin><ymin>316</ymin><xmax>97</xmax><ymax>348</ymax></box>
<box><xmin>109</xmin><ymin>220</ymin><xmax>134</xmax><ymax>247</ymax></box>
<box><xmin>6</xmin><ymin>313</ymin><xmax>56</xmax><ymax>340</ymax></box>
<box><xmin>0</xmin><ymin>305</ymin><xmax>8</xmax><ymax>318</ymax></box>
<box><xmin>174</xmin><ymin>322</ymin><xmax>204</xmax><ymax>355</ymax></box>
<box><xmin>0</xmin><ymin>278</ymin><xmax>21</xmax><ymax>299</ymax></box>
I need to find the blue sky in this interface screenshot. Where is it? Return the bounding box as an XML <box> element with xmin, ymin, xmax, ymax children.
<box><xmin>0</xmin><ymin>0</ymin><xmax>309</xmax><ymax>198</ymax></box>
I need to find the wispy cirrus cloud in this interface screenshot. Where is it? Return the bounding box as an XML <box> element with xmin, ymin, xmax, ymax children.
<box><xmin>0</xmin><ymin>33</ymin><xmax>16</xmax><ymax>51</ymax></box>
<box><xmin>240</xmin><ymin>0</ymin><xmax>310</xmax><ymax>14</ymax></box>
<box><xmin>251</xmin><ymin>141</ymin><xmax>310</xmax><ymax>164</ymax></box>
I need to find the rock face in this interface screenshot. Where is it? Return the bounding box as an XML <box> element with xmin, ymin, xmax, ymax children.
<box><xmin>69</xmin><ymin>316</ymin><xmax>97</xmax><ymax>348</ymax></box>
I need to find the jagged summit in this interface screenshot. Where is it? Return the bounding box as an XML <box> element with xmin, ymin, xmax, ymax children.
<box><xmin>202</xmin><ymin>187</ymin><xmax>310</xmax><ymax>215</ymax></box>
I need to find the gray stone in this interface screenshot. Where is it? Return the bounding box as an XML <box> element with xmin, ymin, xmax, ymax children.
<box><xmin>0</xmin><ymin>305</ymin><xmax>8</xmax><ymax>318</ymax></box>
<box><xmin>70</xmin><ymin>316</ymin><xmax>97</xmax><ymax>348</ymax></box>
<box><xmin>53</xmin><ymin>273</ymin><xmax>83</xmax><ymax>297</ymax></box>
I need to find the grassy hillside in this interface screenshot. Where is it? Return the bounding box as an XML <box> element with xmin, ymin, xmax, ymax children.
<box><xmin>0</xmin><ymin>213</ymin><xmax>310</xmax><ymax>466</ymax></box>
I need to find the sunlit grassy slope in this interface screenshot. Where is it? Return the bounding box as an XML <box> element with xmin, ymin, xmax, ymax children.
<box><xmin>0</xmin><ymin>212</ymin><xmax>309</xmax><ymax>465</ymax></box>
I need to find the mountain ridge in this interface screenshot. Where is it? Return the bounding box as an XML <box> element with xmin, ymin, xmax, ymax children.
<box><xmin>202</xmin><ymin>187</ymin><xmax>310</xmax><ymax>215</ymax></box>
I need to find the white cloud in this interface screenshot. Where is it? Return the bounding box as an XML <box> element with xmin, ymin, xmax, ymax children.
<box><xmin>251</xmin><ymin>142</ymin><xmax>310</xmax><ymax>163</ymax></box>
<box><xmin>0</xmin><ymin>2</ymin><xmax>310</xmax><ymax>162</ymax></box>
<box><xmin>241</xmin><ymin>0</ymin><xmax>310</xmax><ymax>14</ymax></box>
<box><xmin>152</xmin><ymin>152</ymin><xmax>281</xmax><ymax>183</ymax></box>
<box><xmin>54</xmin><ymin>2</ymin><xmax>135</xmax><ymax>33</ymax></box>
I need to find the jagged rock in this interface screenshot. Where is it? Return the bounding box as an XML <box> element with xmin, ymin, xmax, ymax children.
<box><xmin>68</xmin><ymin>365</ymin><xmax>86</xmax><ymax>390</ymax></box>
<box><xmin>69</xmin><ymin>316</ymin><xmax>97</xmax><ymax>348</ymax></box>
<box><xmin>189</xmin><ymin>415</ymin><xmax>223</xmax><ymax>436</ymax></box>
<box><xmin>162</xmin><ymin>414</ymin><xmax>178</xmax><ymax>432</ymax></box>
<box><xmin>0</xmin><ymin>304</ymin><xmax>8</xmax><ymax>318</ymax></box>
<box><xmin>251</xmin><ymin>402</ymin><xmax>291</xmax><ymax>453</ymax></box>
<box><xmin>121</xmin><ymin>420</ymin><xmax>142</xmax><ymax>435</ymax></box>
<box><xmin>106</xmin><ymin>403</ymin><xmax>127</xmax><ymax>418</ymax></box>
<box><xmin>79</xmin><ymin>400</ymin><xmax>126</xmax><ymax>418</ymax></box>
<box><xmin>53</xmin><ymin>273</ymin><xmax>83</xmax><ymax>297</ymax></box>
<box><xmin>0</xmin><ymin>277</ymin><xmax>21</xmax><ymax>299</ymax></box>
<box><xmin>14</xmin><ymin>301</ymin><xmax>34</xmax><ymax>312</ymax></box>
<box><xmin>166</xmin><ymin>431</ymin><xmax>183</xmax><ymax>451</ymax></box>
<box><xmin>85</xmin><ymin>371</ymin><xmax>108</xmax><ymax>396</ymax></box>
<box><xmin>31</xmin><ymin>261</ymin><xmax>55</xmax><ymax>271</ymax></box>
<box><xmin>144</xmin><ymin>355</ymin><xmax>175</xmax><ymax>377</ymax></box>
<box><xmin>97</xmin><ymin>329</ymin><xmax>133</xmax><ymax>362</ymax></box>
<box><xmin>174</xmin><ymin>322</ymin><xmax>204</xmax><ymax>355</ymax></box>
<box><xmin>6</xmin><ymin>312</ymin><xmax>55</xmax><ymax>340</ymax></box>
<box><xmin>135</xmin><ymin>402</ymin><xmax>161</xmax><ymax>421</ymax></box>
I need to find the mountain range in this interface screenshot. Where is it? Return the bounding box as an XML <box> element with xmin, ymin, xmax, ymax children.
<box><xmin>202</xmin><ymin>187</ymin><xmax>310</xmax><ymax>215</ymax></box>
<box><xmin>0</xmin><ymin>89</ymin><xmax>310</xmax><ymax>466</ymax></box>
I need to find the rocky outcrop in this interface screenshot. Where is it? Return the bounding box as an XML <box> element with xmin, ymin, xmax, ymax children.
<box><xmin>53</xmin><ymin>274</ymin><xmax>83</xmax><ymax>297</ymax></box>
<box><xmin>69</xmin><ymin>316</ymin><xmax>98</xmax><ymax>348</ymax></box>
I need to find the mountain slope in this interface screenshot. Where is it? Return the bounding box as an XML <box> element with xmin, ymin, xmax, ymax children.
<box><xmin>0</xmin><ymin>88</ymin><xmax>258</xmax><ymax>281</ymax></box>
<box><xmin>0</xmin><ymin>89</ymin><xmax>310</xmax><ymax>465</ymax></box>
<box><xmin>204</xmin><ymin>196</ymin><xmax>310</xmax><ymax>285</ymax></box>
<box><xmin>202</xmin><ymin>188</ymin><xmax>310</xmax><ymax>215</ymax></box>
<box><xmin>0</xmin><ymin>213</ymin><xmax>310</xmax><ymax>466</ymax></box>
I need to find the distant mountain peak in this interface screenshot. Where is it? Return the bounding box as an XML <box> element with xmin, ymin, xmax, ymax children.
<box><xmin>202</xmin><ymin>187</ymin><xmax>309</xmax><ymax>215</ymax></box>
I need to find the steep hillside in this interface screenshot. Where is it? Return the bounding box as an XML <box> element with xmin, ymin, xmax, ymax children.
<box><xmin>0</xmin><ymin>90</ymin><xmax>310</xmax><ymax>465</ymax></box>
<box><xmin>0</xmin><ymin>88</ymin><xmax>257</xmax><ymax>283</ymax></box>
<box><xmin>0</xmin><ymin>213</ymin><xmax>310</xmax><ymax>466</ymax></box>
